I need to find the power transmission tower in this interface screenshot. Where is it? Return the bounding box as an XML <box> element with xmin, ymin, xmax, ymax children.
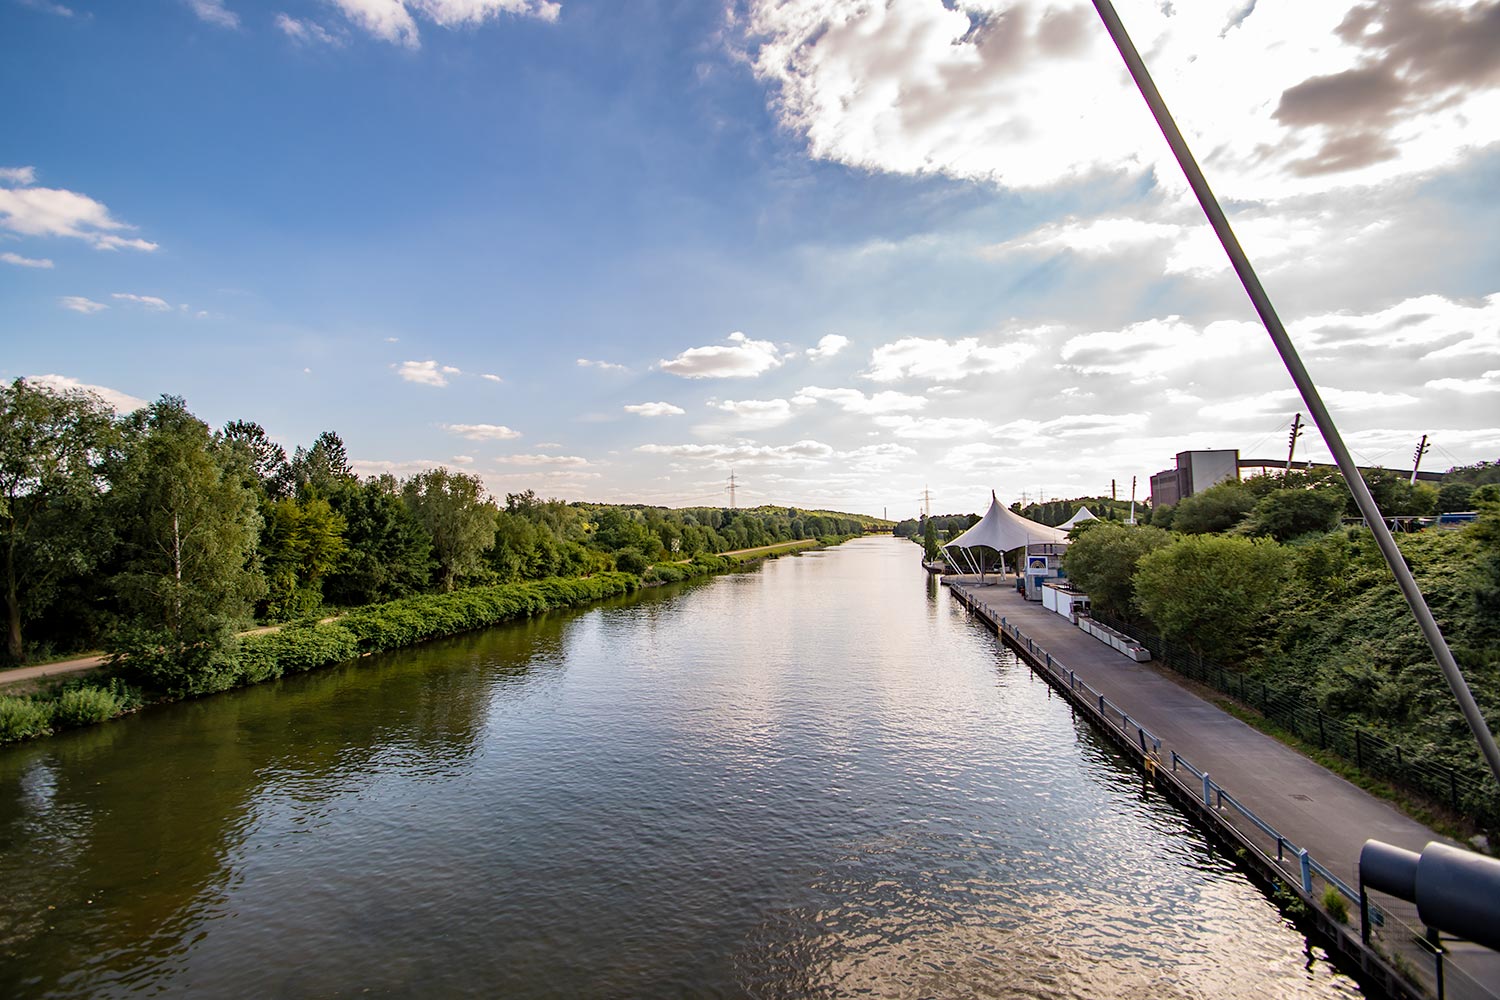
<box><xmin>727</xmin><ymin>470</ymin><xmax>738</xmax><ymax>509</ymax></box>
<box><xmin>1128</xmin><ymin>476</ymin><xmax>1137</xmax><ymax>525</ymax></box>
<box><xmin>1285</xmin><ymin>412</ymin><xmax>1303</xmax><ymax>472</ymax></box>
<box><xmin>917</xmin><ymin>486</ymin><xmax>933</xmax><ymax>519</ymax></box>
<box><xmin>1410</xmin><ymin>435</ymin><xmax>1430</xmax><ymax>486</ymax></box>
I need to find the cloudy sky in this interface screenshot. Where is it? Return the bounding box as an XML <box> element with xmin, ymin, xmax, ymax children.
<box><xmin>4</xmin><ymin>0</ymin><xmax>1498</xmax><ymax>517</ymax></box>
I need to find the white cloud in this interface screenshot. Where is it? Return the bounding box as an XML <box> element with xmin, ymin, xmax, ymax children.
<box><xmin>1426</xmin><ymin>371</ymin><xmax>1500</xmax><ymax>395</ymax></box>
<box><xmin>871</xmin><ymin>414</ymin><xmax>995</xmax><ymax>440</ymax></box>
<box><xmin>988</xmin><ymin>210</ymin><xmax>1369</xmax><ymax>279</ymax></box>
<box><xmin>442</xmin><ymin>422</ymin><xmax>522</xmax><ymax>440</ymax></box>
<box><xmin>1200</xmin><ymin>387</ymin><xmax>1418</xmax><ymax>422</ymax></box>
<box><xmin>112</xmin><ymin>292</ymin><xmax>171</xmax><ymax>311</ymax></box>
<box><xmin>452</xmin><ymin>454</ymin><xmax>475</xmax><ymax>464</ymax></box>
<box><xmin>350</xmin><ymin>458</ymin><xmax>452</xmax><ymax>479</ymax></box>
<box><xmin>495</xmin><ymin>454</ymin><xmax>589</xmax><ymax>466</ymax></box>
<box><xmin>394</xmin><ymin>359</ymin><xmax>462</xmax><ymax>386</ymax></box>
<box><xmin>326</xmin><ymin>0</ymin><xmax>421</xmax><ymax>47</ymax></box>
<box><xmin>660</xmin><ymin>331</ymin><xmax>783</xmax><ymax>379</ymax></box>
<box><xmin>796</xmin><ymin>385</ymin><xmax>927</xmax><ymax>415</ymax></box>
<box><xmin>637</xmin><ymin>439</ymin><xmax>836</xmax><ymax>467</ymax></box>
<box><xmin>577</xmin><ymin>358</ymin><xmax>628</xmax><ymax>372</ymax></box>
<box><xmin>0</xmin><ymin>168</ymin><xmax>158</xmax><ymax>252</ymax></box>
<box><xmin>705</xmin><ymin>397</ymin><xmax>800</xmax><ymax>429</ymax></box>
<box><xmin>59</xmin><ymin>296</ymin><xmax>106</xmax><ymax>314</ymax></box>
<box><xmin>624</xmin><ymin>401</ymin><xmax>686</xmax><ymax>417</ymax></box>
<box><xmin>93</xmin><ymin>235</ymin><xmax>160</xmax><ymax>252</ymax></box>
<box><xmin>806</xmin><ymin>333</ymin><xmax>850</xmax><ymax>359</ymax></box>
<box><xmin>275</xmin><ymin>13</ymin><xmax>345</xmax><ymax>45</ymax></box>
<box><xmin>1059</xmin><ymin>317</ymin><xmax>1266</xmax><ymax>378</ymax></box>
<box><xmin>746</xmin><ymin>0</ymin><xmax>1500</xmax><ymax>201</ymax></box>
<box><xmin>327</xmin><ymin>0</ymin><xmax>561</xmax><ymax>48</ymax></box>
<box><xmin>480</xmin><ymin>372</ymin><xmax>502</xmax><ymax>382</ymax></box>
<box><xmin>17</xmin><ymin>1</ymin><xmax>75</xmax><ymax>16</ymax></box>
<box><xmin>25</xmin><ymin>374</ymin><xmax>146</xmax><ymax>412</ymax></box>
<box><xmin>1</xmin><ymin>251</ymin><xmax>52</xmax><ymax>268</ymax></box>
<box><xmin>864</xmin><ymin>335</ymin><xmax>1037</xmax><ymax>382</ymax></box>
<box><xmin>186</xmin><ymin>0</ymin><xmax>239</xmax><ymax>28</ymax></box>
<box><xmin>1300</xmin><ymin>293</ymin><xmax>1500</xmax><ymax>362</ymax></box>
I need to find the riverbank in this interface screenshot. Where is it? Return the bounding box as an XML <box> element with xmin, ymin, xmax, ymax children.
<box><xmin>0</xmin><ymin>536</ymin><xmax>857</xmax><ymax>745</ymax></box>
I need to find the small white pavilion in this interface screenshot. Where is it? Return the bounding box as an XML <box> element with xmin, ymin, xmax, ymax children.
<box><xmin>1057</xmin><ymin>505</ymin><xmax>1099</xmax><ymax>531</ymax></box>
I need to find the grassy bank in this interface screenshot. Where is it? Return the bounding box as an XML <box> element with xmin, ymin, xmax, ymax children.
<box><xmin>0</xmin><ymin>535</ymin><xmax>861</xmax><ymax>746</ymax></box>
<box><xmin>1</xmin><ymin>573</ymin><xmax>638</xmax><ymax>745</ymax></box>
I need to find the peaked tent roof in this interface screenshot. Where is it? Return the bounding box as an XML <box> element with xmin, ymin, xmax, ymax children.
<box><xmin>944</xmin><ymin>491</ymin><xmax>1069</xmax><ymax>552</ymax></box>
<box><xmin>1058</xmin><ymin>505</ymin><xmax>1098</xmax><ymax>530</ymax></box>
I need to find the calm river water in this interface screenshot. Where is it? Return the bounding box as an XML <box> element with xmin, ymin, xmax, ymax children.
<box><xmin>0</xmin><ymin>537</ymin><xmax>1362</xmax><ymax>998</ymax></box>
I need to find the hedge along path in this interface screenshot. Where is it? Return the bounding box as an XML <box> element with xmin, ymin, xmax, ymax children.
<box><xmin>0</xmin><ymin>573</ymin><xmax>643</xmax><ymax>745</ymax></box>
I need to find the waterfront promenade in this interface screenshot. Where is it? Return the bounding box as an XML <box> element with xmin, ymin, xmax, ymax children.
<box><xmin>946</xmin><ymin>574</ymin><xmax>1500</xmax><ymax>999</ymax></box>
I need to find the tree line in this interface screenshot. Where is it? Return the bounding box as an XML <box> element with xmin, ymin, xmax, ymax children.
<box><xmin>1</xmin><ymin>378</ymin><xmax>869</xmax><ymax>669</ymax></box>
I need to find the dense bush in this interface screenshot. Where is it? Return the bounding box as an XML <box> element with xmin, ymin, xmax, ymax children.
<box><xmin>53</xmin><ymin>680</ymin><xmax>140</xmax><ymax>728</ymax></box>
<box><xmin>337</xmin><ymin>573</ymin><xmax>639</xmax><ymax>654</ymax></box>
<box><xmin>613</xmin><ymin>548</ymin><xmax>650</xmax><ymax>575</ymax></box>
<box><xmin>0</xmin><ymin>696</ymin><xmax>54</xmax><ymax>742</ymax></box>
<box><xmin>1171</xmin><ymin>482</ymin><xmax>1256</xmax><ymax>534</ymax></box>
<box><xmin>238</xmin><ymin>622</ymin><xmax>360</xmax><ymax>682</ymax></box>
<box><xmin>1061</xmin><ymin>523</ymin><xmax>1173</xmax><ymax>617</ymax></box>
<box><xmin>1134</xmin><ymin>534</ymin><xmax>1292</xmax><ymax>661</ymax></box>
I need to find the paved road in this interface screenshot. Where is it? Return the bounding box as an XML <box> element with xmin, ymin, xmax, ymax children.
<box><xmin>947</xmin><ymin>575</ymin><xmax>1500</xmax><ymax>996</ymax></box>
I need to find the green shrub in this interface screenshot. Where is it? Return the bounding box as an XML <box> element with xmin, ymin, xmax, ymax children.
<box><xmin>613</xmin><ymin>548</ymin><xmax>649</xmax><ymax>574</ymax></box>
<box><xmin>110</xmin><ymin>624</ymin><xmax>244</xmax><ymax>698</ymax></box>
<box><xmin>1322</xmin><ymin>884</ymin><xmax>1349</xmax><ymax>924</ymax></box>
<box><xmin>239</xmin><ymin>623</ymin><xmax>359</xmax><ymax>679</ymax></box>
<box><xmin>53</xmin><ymin>685</ymin><xmax>127</xmax><ymax>728</ymax></box>
<box><xmin>338</xmin><ymin>573</ymin><xmax>639</xmax><ymax>654</ymax></box>
<box><xmin>0</xmin><ymin>696</ymin><xmax>54</xmax><ymax>742</ymax></box>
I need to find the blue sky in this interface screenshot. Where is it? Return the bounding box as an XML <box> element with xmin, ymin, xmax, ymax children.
<box><xmin>4</xmin><ymin>0</ymin><xmax>1499</xmax><ymax>517</ymax></box>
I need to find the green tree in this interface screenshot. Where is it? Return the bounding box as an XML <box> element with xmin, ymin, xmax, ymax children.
<box><xmin>1346</xmin><ymin>468</ymin><xmax>1438</xmax><ymax>518</ymax></box>
<box><xmin>291</xmin><ymin>430</ymin><xmax>355</xmax><ymax>498</ymax></box>
<box><xmin>258</xmin><ymin>495</ymin><xmax>347</xmax><ymax>620</ymax></box>
<box><xmin>0</xmin><ymin>378</ymin><xmax>118</xmax><ymax>662</ymax></box>
<box><xmin>922</xmin><ymin>518</ymin><xmax>941</xmax><ymax>562</ymax></box>
<box><xmin>402</xmin><ymin>468</ymin><xmax>496</xmax><ymax>591</ymax></box>
<box><xmin>323</xmin><ymin>476</ymin><xmax>433</xmax><ymax>605</ymax></box>
<box><xmin>1240</xmin><ymin>488</ymin><xmax>1344</xmax><ymax>542</ymax></box>
<box><xmin>108</xmin><ymin>397</ymin><xmax>265</xmax><ymax>693</ymax></box>
<box><xmin>1171</xmin><ymin>481</ymin><xmax>1255</xmax><ymax>534</ymax></box>
<box><xmin>1061</xmin><ymin>523</ymin><xmax>1173</xmax><ymax>617</ymax></box>
<box><xmin>1133</xmin><ymin>534</ymin><xmax>1292</xmax><ymax>661</ymax></box>
<box><xmin>221</xmin><ymin>419</ymin><xmax>291</xmax><ymax>499</ymax></box>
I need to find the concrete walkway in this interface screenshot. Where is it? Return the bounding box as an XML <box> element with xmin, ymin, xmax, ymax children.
<box><xmin>947</xmin><ymin>574</ymin><xmax>1499</xmax><ymax>997</ymax></box>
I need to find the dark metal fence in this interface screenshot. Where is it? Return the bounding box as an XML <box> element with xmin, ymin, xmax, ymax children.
<box><xmin>1091</xmin><ymin>610</ymin><xmax>1500</xmax><ymax>829</ymax></box>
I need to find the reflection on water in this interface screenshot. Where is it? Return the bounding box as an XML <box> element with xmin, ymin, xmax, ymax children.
<box><xmin>0</xmin><ymin>539</ymin><xmax>1361</xmax><ymax>998</ymax></box>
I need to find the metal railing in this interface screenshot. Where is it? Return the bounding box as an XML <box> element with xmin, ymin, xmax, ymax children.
<box><xmin>1089</xmin><ymin>610</ymin><xmax>1500</xmax><ymax>828</ymax></box>
<box><xmin>947</xmin><ymin>582</ymin><xmax>1499</xmax><ymax>1000</ymax></box>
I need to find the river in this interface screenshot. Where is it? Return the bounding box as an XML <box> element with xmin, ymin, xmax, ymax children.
<box><xmin>0</xmin><ymin>536</ymin><xmax>1362</xmax><ymax>998</ymax></box>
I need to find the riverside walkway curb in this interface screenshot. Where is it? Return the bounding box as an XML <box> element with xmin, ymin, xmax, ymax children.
<box><xmin>945</xmin><ymin>574</ymin><xmax>1499</xmax><ymax>1000</ymax></box>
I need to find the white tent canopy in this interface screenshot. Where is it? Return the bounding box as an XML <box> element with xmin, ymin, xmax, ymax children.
<box><xmin>1058</xmin><ymin>505</ymin><xmax>1098</xmax><ymax>531</ymax></box>
<box><xmin>944</xmin><ymin>491</ymin><xmax>1069</xmax><ymax>562</ymax></box>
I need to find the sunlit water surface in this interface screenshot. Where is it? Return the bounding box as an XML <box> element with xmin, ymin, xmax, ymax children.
<box><xmin>0</xmin><ymin>537</ymin><xmax>1362</xmax><ymax>998</ymax></box>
